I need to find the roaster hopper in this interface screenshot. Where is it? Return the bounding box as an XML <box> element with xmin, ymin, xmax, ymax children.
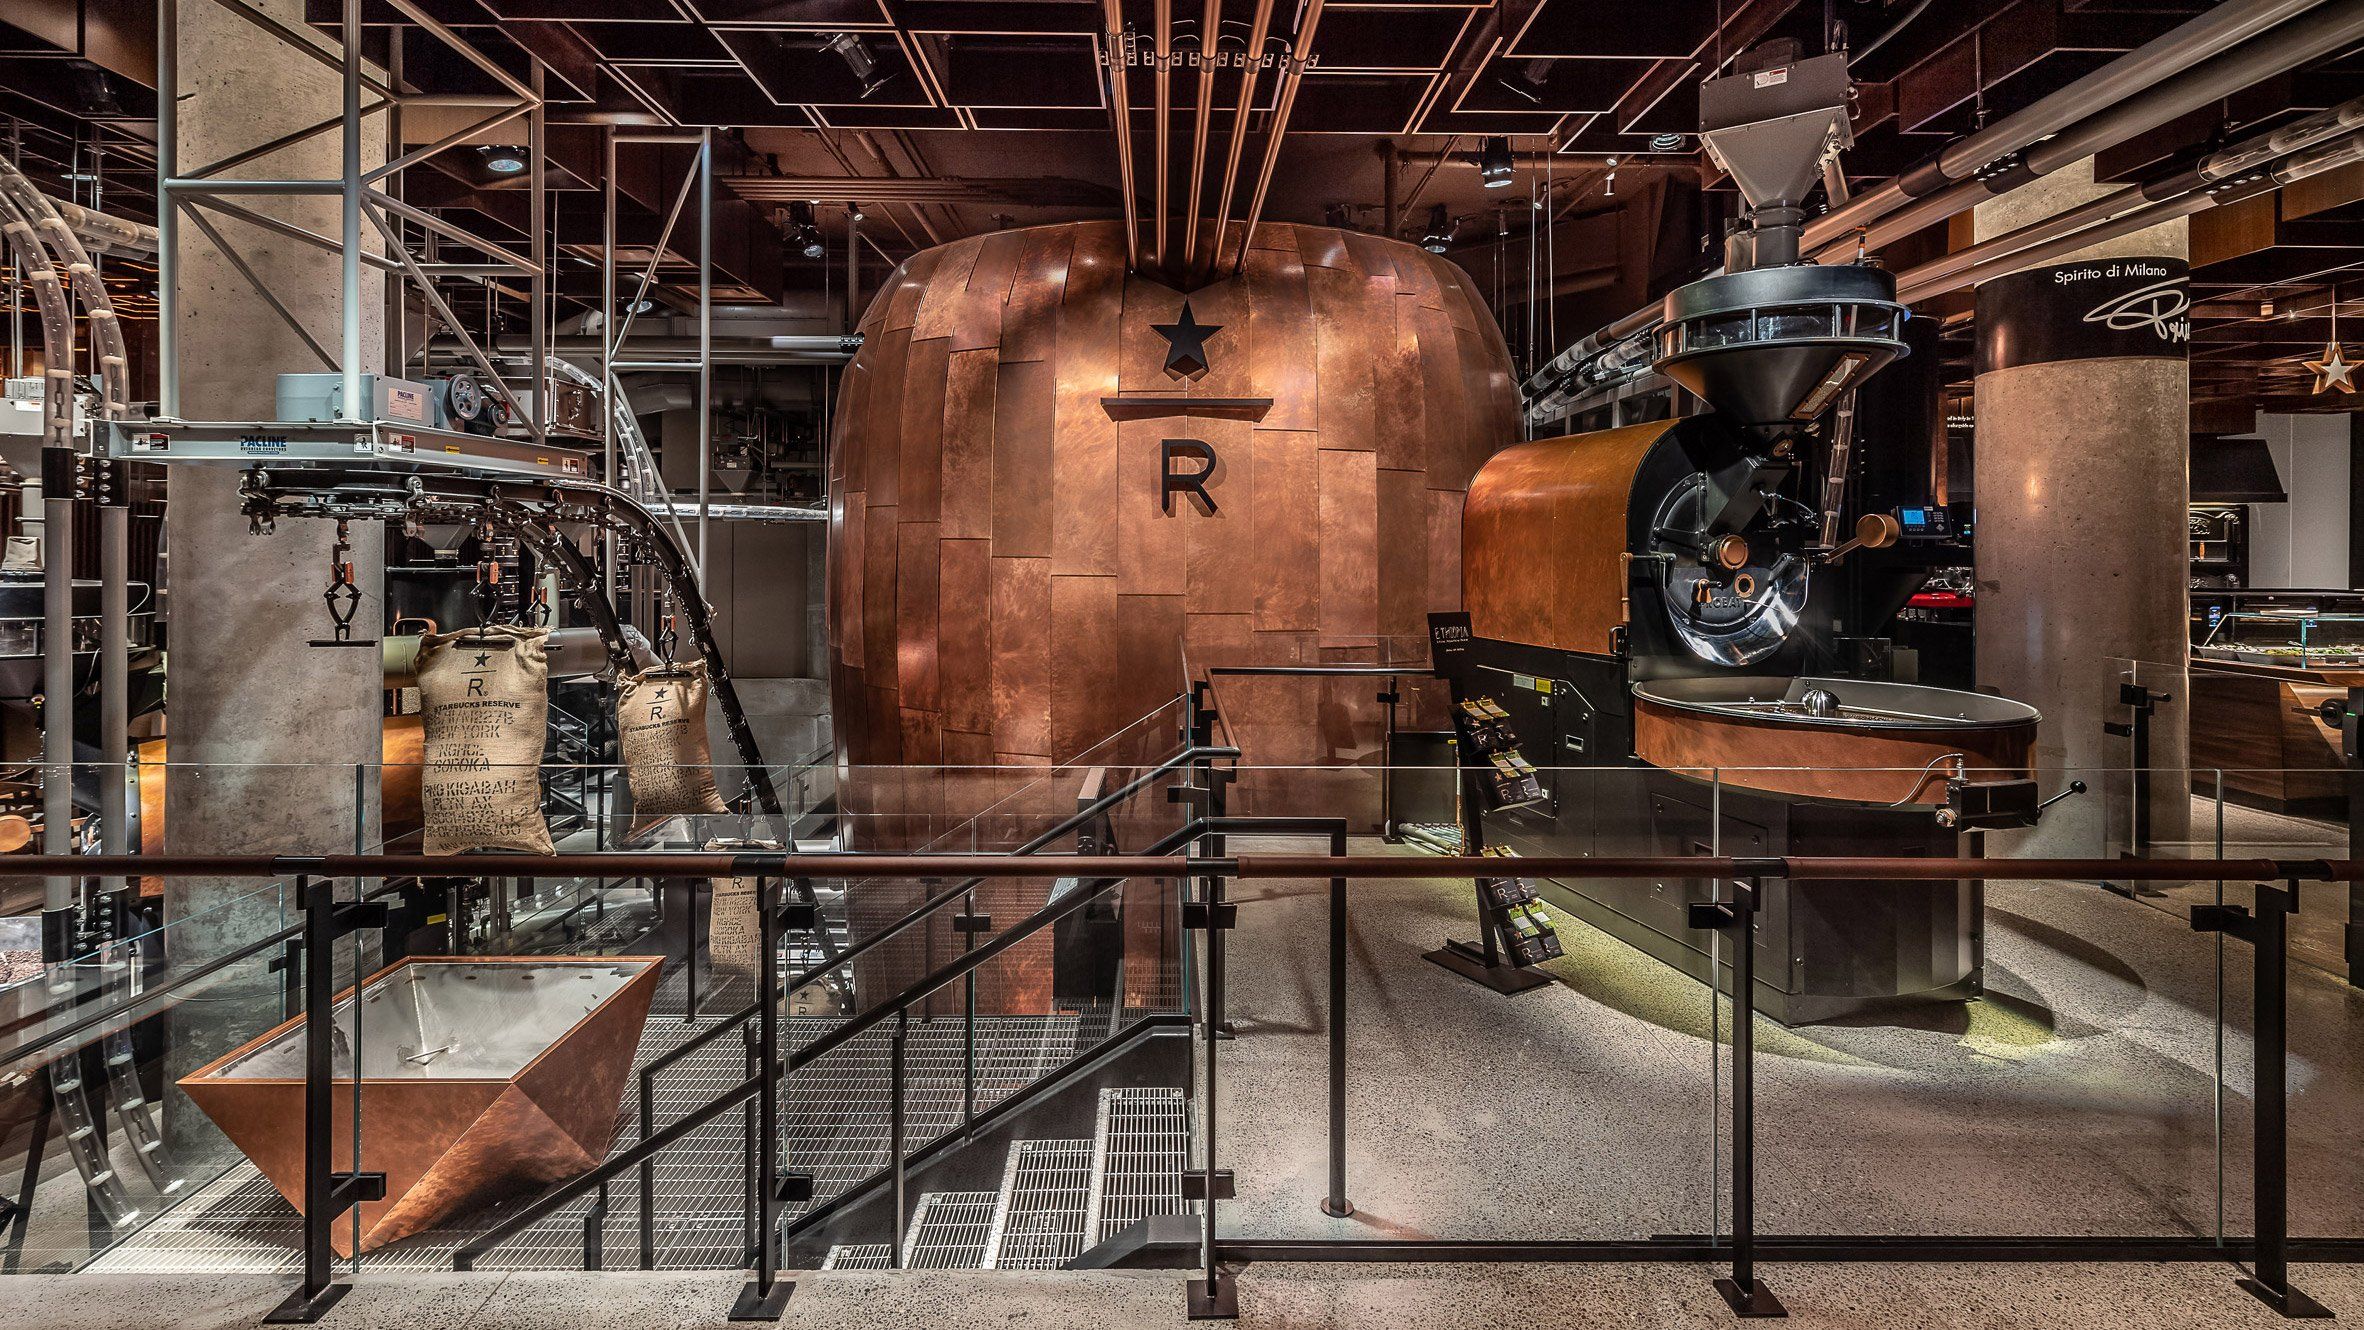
<box><xmin>180</xmin><ymin>956</ymin><xmax>660</xmax><ymax>1255</ymax></box>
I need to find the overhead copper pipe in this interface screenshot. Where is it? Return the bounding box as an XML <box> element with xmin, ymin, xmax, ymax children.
<box><xmin>1100</xmin><ymin>0</ymin><xmax>1143</xmax><ymax>269</ymax></box>
<box><xmin>1231</xmin><ymin>0</ymin><xmax>1325</xmax><ymax>274</ymax></box>
<box><xmin>1207</xmin><ymin>0</ymin><xmax>1276</xmax><ymax>281</ymax></box>
<box><xmin>1181</xmin><ymin>0</ymin><xmax>1223</xmax><ymax>273</ymax></box>
<box><xmin>1153</xmin><ymin>0</ymin><xmax>1172</xmax><ymax>266</ymax></box>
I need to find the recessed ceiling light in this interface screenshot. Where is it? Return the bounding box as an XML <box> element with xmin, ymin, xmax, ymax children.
<box><xmin>1649</xmin><ymin>132</ymin><xmax>1685</xmax><ymax>152</ymax></box>
<box><xmin>479</xmin><ymin>145</ymin><xmax>528</xmax><ymax>175</ymax></box>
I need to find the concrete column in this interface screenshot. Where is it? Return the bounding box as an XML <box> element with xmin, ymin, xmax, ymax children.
<box><xmin>1973</xmin><ymin>159</ymin><xmax>2190</xmax><ymax>854</ymax></box>
<box><xmin>163</xmin><ymin>0</ymin><xmax>385</xmax><ymax>1129</ymax></box>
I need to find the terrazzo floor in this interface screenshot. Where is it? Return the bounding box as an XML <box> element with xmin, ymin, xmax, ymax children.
<box><xmin>8</xmin><ymin>1263</ymin><xmax>2364</xmax><ymax>1329</ymax></box>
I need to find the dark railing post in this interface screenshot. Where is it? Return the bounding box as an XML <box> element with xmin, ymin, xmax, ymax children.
<box><xmin>728</xmin><ymin>876</ymin><xmax>792</xmax><ymax>1321</ymax></box>
<box><xmin>1187</xmin><ymin>810</ymin><xmax>1237</xmax><ymax>1318</ymax></box>
<box><xmin>266</xmin><ymin>875</ymin><xmax>384</xmax><ymax>1325</ymax></box>
<box><xmin>741</xmin><ymin>1020</ymin><xmax>759</xmax><ymax>1265</ymax></box>
<box><xmin>2198</xmin><ymin>880</ymin><xmax>2332</xmax><ymax>1319</ymax></box>
<box><xmin>1692</xmin><ymin>878</ymin><xmax>1784</xmax><ymax>1319</ymax></box>
<box><xmin>685</xmin><ymin>875</ymin><xmax>704</xmax><ymax>1024</ymax></box>
<box><xmin>638</xmin><ymin>1054</ymin><xmax>657</xmax><ymax>1270</ymax></box>
<box><xmin>1322</xmin><ymin>827</ymin><xmax>1352</xmax><ymax>1219</ymax></box>
<box><xmin>889</xmin><ymin>1006</ymin><xmax>910</xmax><ymax>1271</ymax></box>
<box><xmin>1723</xmin><ymin>880</ymin><xmax>1782</xmax><ymax>1317</ymax></box>
<box><xmin>962</xmin><ymin>885</ymin><xmax>978</xmax><ymax>1130</ymax></box>
<box><xmin>1378</xmin><ymin>674</ymin><xmax>1400</xmax><ymax>843</ymax></box>
<box><xmin>584</xmin><ymin>1181</ymin><xmax>607</xmax><ymax>1270</ymax></box>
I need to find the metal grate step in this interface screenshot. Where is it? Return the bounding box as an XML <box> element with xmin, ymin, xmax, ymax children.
<box><xmin>900</xmin><ymin>1190</ymin><xmax>999</xmax><ymax>1269</ymax></box>
<box><xmin>1088</xmin><ymin>1086</ymin><xmax>1192</xmax><ymax>1244</ymax></box>
<box><xmin>821</xmin><ymin>1243</ymin><xmax>893</xmax><ymax>1270</ymax></box>
<box><xmin>988</xmin><ymin>1138</ymin><xmax>1093</xmax><ymax>1270</ymax></box>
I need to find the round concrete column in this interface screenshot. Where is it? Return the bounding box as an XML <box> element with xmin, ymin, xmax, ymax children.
<box><xmin>165</xmin><ymin>2</ymin><xmax>384</xmax><ymax>944</ymax></box>
<box><xmin>1972</xmin><ymin>159</ymin><xmax>2191</xmax><ymax>854</ymax></box>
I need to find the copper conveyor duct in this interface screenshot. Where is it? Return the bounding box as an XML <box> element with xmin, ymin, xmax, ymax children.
<box><xmin>1182</xmin><ymin>0</ymin><xmax>1222</xmax><ymax>273</ymax></box>
<box><xmin>1207</xmin><ymin>0</ymin><xmax>1277</xmax><ymax>285</ymax></box>
<box><xmin>1101</xmin><ymin>0</ymin><xmax>1143</xmax><ymax>270</ymax></box>
<box><xmin>1230</xmin><ymin>0</ymin><xmax>1325</xmax><ymax>275</ymax></box>
<box><xmin>1154</xmin><ymin>0</ymin><xmax>1173</xmax><ymax>267</ymax></box>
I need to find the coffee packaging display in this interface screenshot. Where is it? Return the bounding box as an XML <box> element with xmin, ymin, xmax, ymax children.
<box><xmin>416</xmin><ymin>624</ymin><xmax>554</xmax><ymax>855</ymax></box>
<box><xmin>617</xmin><ymin>661</ymin><xmax>729</xmax><ymax>834</ymax></box>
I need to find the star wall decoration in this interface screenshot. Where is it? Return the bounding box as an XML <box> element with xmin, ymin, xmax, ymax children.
<box><xmin>1152</xmin><ymin>300</ymin><xmax>1221</xmax><ymax>379</ymax></box>
<box><xmin>2304</xmin><ymin>340</ymin><xmax>2357</xmax><ymax>395</ymax></box>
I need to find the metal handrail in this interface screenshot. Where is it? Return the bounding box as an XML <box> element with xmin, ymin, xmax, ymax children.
<box><xmin>5</xmin><ymin>851</ymin><xmax>2352</xmax><ymax>883</ymax></box>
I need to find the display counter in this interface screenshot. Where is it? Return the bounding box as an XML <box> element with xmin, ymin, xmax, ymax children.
<box><xmin>2189</xmin><ymin>595</ymin><xmax>2364</xmax><ymax>812</ymax></box>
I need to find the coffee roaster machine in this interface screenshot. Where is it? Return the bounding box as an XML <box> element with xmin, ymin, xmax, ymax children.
<box><xmin>1438</xmin><ymin>48</ymin><xmax>2075</xmax><ymax>1023</ymax></box>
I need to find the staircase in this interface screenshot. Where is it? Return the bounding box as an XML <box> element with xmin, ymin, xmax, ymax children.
<box><xmin>820</xmin><ymin>1087</ymin><xmax>1191</xmax><ymax>1271</ymax></box>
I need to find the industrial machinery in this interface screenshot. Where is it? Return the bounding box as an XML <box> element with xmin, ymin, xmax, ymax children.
<box><xmin>1439</xmin><ymin>44</ymin><xmax>2070</xmax><ymax>1022</ymax></box>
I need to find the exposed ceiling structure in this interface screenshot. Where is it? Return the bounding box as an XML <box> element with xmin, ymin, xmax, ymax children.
<box><xmin>4</xmin><ymin>0</ymin><xmax>2364</xmax><ymax>414</ymax></box>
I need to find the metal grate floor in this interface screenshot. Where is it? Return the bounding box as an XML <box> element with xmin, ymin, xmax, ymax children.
<box><xmin>989</xmin><ymin>1139</ymin><xmax>1094</xmax><ymax>1270</ymax></box>
<box><xmin>1089</xmin><ymin>1087</ymin><xmax>1194</xmax><ymax>1244</ymax></box>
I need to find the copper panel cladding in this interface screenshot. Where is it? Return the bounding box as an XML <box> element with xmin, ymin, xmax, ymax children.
<box><xmin>1461</xmin><ymin>421</ymin><xmax>1683</xmax><ymax>657</ymax></box>
<box><xmin>828</xmin><ymin>218</ymin><xmax>1519</xmax><ymax>907</ymax></box>
<box><xmin>178</xmin><ymin>956</ymin><xmax>661</xmax><ymax>1257</ymax></box>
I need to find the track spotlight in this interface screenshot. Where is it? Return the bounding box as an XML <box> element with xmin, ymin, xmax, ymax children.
<box><xmin>479</xmin><ymin>145</ymin><xmax>528</xmax><ymax>175</ymax></box>
<box><xmin>787</xmin><ymin>201</ymin><xmax>826</xmax><ymax>259</ymax></box>
<box><xmin>1478</xmin><ymin>136</ymin><xmax>1515</xmax><ymax>189</ymax></box>
<box><xmin>824</xmin><ymin>32</ymin><xmax>892</xmax><ymax>99</ymax></box>
<box><xmin>1421</xmin><ymin>203</ymin><xmax>1452</xmax><ymax>254</ymax></box>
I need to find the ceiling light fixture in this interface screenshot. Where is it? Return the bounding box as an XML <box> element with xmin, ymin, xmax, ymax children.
<box><xmin>1422</xmin><ymin>203</ymin><xmax>1453</xmax><ymax>254</ymax></box>
<box><xmin>824</xmin><ymin>32</ymin><xmax>892</xmax><ymax>99</ymax></box>
<box><xmin>479</xmin><ymin>145</ymin><xmax>528</xmax><ymax>176</ymax></box>
<box><xmin>1478</xmin><ymin>136</ymin><xmax>1515</xmax><ymax>189</ymax></box>
<box><xmin>1649</xmin><ymin>132</ymin><xmax>1685</xmax><ymax>152</ymax></box>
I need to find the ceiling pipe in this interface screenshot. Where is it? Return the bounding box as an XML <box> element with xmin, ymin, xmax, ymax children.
<box><xmin>1230</xmin><ymin>0</ymin><xmax>1328</xmax><ymax>274</ymax></box>
<box><xmin>1182</xmin><ymin>0</ymin><xmax>1221</xmax><ymax>273</ymax></box>
<box><xmin>1804</xmin><ymin>0</ymin><xmax>2331</xmax><ymax>253</ymax></box>
<box><xmin>1101</xmin><ymin>0</ymin><xmax>1144</xmax><ymax>269</ymax></box>
<box><xmin>1892</xmin><ymin>92</ymin><xmax>2364</xmax><ymax>296</ymax></box>
<box><xmin>1206</xmin><ymin>0</ymin><xmax>1279</xmax><ymax>281</ymax></box>
<box><xmin>1895</xmin><ymin>125</ymin><xmax>2364</xmax><ymax>304</ymax></box>
<box><xmin>1391</xmin><ymin>150</ymin><xmax>1687</xmax><ymax>168</ymax></box>
<box><xmin>1154</xmin><ymin>0</ymin><xmax>1173</xmax><ymax>267</ymax></box>
<box><xmin>1813</xmin><ymin>0</ymin><xmax>2364</xmax><ymax>262</ymax></box>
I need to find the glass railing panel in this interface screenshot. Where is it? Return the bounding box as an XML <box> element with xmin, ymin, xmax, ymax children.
<box><xmin>0</xmin><ymin>878</ymin><xmax>304</xmax><ymax>1274</ymax></box>
<box><xmin>1732</xmin><ymin>766</ymin><xmax>2230</xmax><ymax>1242</ymax></box>
<box><xmin>1216</xmin><ymin>766</ymin><xmax>1717</xmax><ymax>1245</ymax></box>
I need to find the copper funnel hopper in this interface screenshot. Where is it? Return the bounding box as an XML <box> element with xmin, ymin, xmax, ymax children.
<box><xmin>178</xmin><ymin>955</ymin><xmax>661</xmax><ymax>1256</ymax></box>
